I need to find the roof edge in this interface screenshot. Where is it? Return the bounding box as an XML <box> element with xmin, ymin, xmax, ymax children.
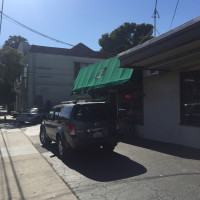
<box><xmin>118</xmin><ymin>16</ymin><xmax>200</xmax><ymax>59</ymax></box>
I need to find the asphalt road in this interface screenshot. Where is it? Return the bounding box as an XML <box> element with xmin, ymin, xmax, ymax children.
<box><xmin>21</xmin><ymin>123</ymin><xmax>200</xmax><ymax>200</ymax></box>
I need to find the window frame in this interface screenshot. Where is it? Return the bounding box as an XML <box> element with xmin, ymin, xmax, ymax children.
<box><xmin>180</xmin><ymin>70</ymin><xmax>200</xmax><ymax>126</ymax></box>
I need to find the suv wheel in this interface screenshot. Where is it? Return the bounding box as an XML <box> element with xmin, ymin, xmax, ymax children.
<box><xmin>57</xmin><ymin>136</ymin><xmax>67</xmax><ymax>159</ymax></box>
<box><xmin>40</xmin><ymin>129</ymin><xmax>51</xmax><ymax>146</ymax></box>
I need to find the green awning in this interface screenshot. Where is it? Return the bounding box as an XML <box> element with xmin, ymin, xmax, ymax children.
<box><xmin>72</xmin><ymin>56</ymin><xmax>133</xmax><ymax>95</ymax></box>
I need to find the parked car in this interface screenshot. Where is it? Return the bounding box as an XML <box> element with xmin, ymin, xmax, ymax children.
<box><xmin>11</xmin><ymin>111</ymin><xmax>19</xmax><ymax>118</ymax></box>
<box><xmin>40</xmin><ymin>100</ymin><xmax>118</xmax><ymax>159</ymax></box>
<box><xmin>16</xmin><ymin>107</ymin><xmax>47</xmax><ymax>124</ymax></box>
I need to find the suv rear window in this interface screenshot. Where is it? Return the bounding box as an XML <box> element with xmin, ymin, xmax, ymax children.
<box><xmin>60</xmin><ymin>105</ymin><xmax>73</xmax><ymax>119</ymax></box>
<box><xmin>73</xmin><ymin>103</ymin><xmax>113</xmax><ymax>122</ymax></box>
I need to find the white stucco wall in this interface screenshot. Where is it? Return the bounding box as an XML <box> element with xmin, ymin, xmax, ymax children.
<box><xmin>179</xmin><ymin>125</ymin><xmax>200</xmax><ymax>149</ymax></box>
<box><xmin>140</xmin><ymin>71</ymin><xmax>200</xmax><ymax>149</ymax></box>
<box><xmin>25</xmin><ymin>52</ymin><xmax>104</xmax><ymax>107</ymax></box>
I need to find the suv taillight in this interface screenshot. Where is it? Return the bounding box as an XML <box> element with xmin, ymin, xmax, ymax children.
<box><xmin>68</xmin><ymin>124</ymin><xmax>75</xmax><ymax>136</ymax></box>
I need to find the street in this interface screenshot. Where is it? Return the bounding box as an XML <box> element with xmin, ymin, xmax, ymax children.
<box><xmin>20</xmin><ymin>122</ymin><xmax>200</xmax><ymax>200</ymax></box>
<box><xmin>1</xmin><ymin>2</ymin><xmax>200</xmax><ymax>200</ymax></box>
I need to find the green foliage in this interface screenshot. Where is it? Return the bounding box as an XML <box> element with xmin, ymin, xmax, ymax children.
<box><xmin>0</xmin><ymin>47</ymin><xmax>25</xmax><ymax>85</ymax></box>
<box><xmin>0</xmin><ymin>35</ymin><xmax>28</xmax><ymax>107</ymax></box>
<box><xmin>3</xmin><ymin>35</ymin><xmax>28</xmax><ymax>49</ymax></box>
<box><xmin>99</xmin><ymin>22</ymin><xmax>153</xmax><ymax>54</ymax></box>
<box><xmin>0</xmin><ymin>47</ymin><xmax>25</xmax><ymax>105</ymax></box>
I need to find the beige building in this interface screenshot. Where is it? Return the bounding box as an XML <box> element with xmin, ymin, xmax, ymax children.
<box><xmin>15</xmin><ymin>43</ymin><xmax>113</xmax><ymax>111</ymax></box>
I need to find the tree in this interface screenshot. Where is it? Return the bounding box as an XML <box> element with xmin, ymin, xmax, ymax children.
<box><xmin>0</xmin><ymin>81</ymin><xmax>16</xmax><ymax>105</ymax></box>
<box><xmin>0</xmin><ymin>47</ymin><xmax>25</xmax><ymax>106</ymax></box>
<box><xmin>3</xmin><ymin>35</ymin><xmax>28</xmax><ymax>49</ymax></box>
<box><xmin>0</xmin><ymin>47</ymin><xmax>25</xmax><ymax>85</ymax></box>
<box><xmin>99</xmin><ymin>22</ymin><xmax>153</xmax><ymax>54</ymax></box>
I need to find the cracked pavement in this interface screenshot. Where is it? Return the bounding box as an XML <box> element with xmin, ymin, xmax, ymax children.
<box><xmin>21</xmin><ymin>124</ymin><xmax>200</xmax><ymax>200</ymax></box>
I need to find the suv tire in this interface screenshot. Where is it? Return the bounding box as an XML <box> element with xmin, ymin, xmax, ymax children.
<box><xmin>40</xmin><ymin>129</ymin><xmax>51</xmax><ymax>146</ymax></box>
<box><xmin>57</xmin><ymin>136</ymin><xmax>67</xmax><ymax>160</ymax></box>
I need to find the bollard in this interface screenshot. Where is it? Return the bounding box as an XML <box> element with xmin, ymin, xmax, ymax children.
<box><xmin>4</xmin><ymin>115</ymin><xmax>6</xmax><ymax>122</ymax></box>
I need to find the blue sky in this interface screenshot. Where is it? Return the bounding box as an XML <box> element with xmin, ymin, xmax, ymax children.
<box><xmin>0</xmin><ymin>0</ymin><xmax>199</xmax><ymax>51</ymax></box>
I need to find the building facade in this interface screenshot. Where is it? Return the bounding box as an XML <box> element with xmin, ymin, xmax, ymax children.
<box><xmin>118</xmin><ymin>17</ymin><xmax>200</xmax><ymax>149</ymax></box>
<box><xmin>15</xmin><ymin>43</ymin><xmax>113</xmax><ymax>111</ymax></box>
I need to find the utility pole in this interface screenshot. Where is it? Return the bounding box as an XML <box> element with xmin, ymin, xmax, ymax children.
<box><xmin>0</xmin><ymin>0</ymin><xmax>5</xmax><ymax>35</ymax></box>
<box><xmin>152</xmin><ymin>0</ymin><xmax>160</xmax><ymax>37</ymax></box>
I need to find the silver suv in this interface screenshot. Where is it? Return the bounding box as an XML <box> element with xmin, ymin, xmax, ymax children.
<box><xmin>40</xmin><ymin>101</ymin><xmax>118</xmax><ymax>159</ymax></box>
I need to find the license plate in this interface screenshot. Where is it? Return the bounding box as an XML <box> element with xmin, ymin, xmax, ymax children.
<box><xmin>93</xmin><ymin>132</ymin><xmax>102</xmax><ymax>138</ymax></box>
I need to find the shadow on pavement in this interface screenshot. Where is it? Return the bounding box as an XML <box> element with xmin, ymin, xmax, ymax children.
<box><xmin>0</xmin><ymin>109</ymin><xmax>18</xmax><ymax>129</ymax></box>
<box><xmin>43</xmin><ymin>143</ymin><xmax>147</xmax><ymax>182</ymax></box>
<box><xmin>0</xmin><ymin>111</ymin><xmax>7</xmax><ymax>116</ymax></box>
<box><xmin>0</xmin><ymin>109</ymin><xmax>41</xmax><ymax>130</ymax></box>
<box><xmin>0</xmin><ymin>129</ymin><xmax>25</xmax><ymax>200</ymax></box>
<box><xmin>0</xmin><ymin>119</ymin><xmax>40</xmax><ymax>130</ymax></box>
<box><xmin>121</xmin><ymin>137</ymin><xmax>200</xmax><ymax>160</ymax></box>
<box><xmin>0</xmin><ymin>119</ymin><xmax>18</xmax><ymax>129</ymax></box>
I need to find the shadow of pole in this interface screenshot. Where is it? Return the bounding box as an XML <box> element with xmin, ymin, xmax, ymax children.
<box><xmin>0</xmin><ymin>130</ymin><xmax>25</xmax><ymax>200</ymax></box>
<box><xmin>0</xmin><ymin>145</ymin><xmax>12</xmax><ymax>200</ymax></box>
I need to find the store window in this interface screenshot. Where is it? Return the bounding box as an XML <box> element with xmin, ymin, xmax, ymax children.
<box><xmin>74</xmin><ymin>62</ymin><xmax>91</xmax><ymax>79</ymax></box>
<box><xmin>180</xmin><ymin>70</ymin><xmax>200</xmax><ymax>125</ymax></box>
<box><xmin>74</xmin><ymin>62</ymin><xmax>80</xmax><ymax>79</ymax></box>
<box><xmin>118</xmin><ymin>89</ymin><xmax>144</xmax><ymax>125</ymax></box>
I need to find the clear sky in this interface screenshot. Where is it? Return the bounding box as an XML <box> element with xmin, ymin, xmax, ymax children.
<box><xmin>0</xmin><ymin>0</ymin><xmax>199</xmax><ymax>51</ymax></box>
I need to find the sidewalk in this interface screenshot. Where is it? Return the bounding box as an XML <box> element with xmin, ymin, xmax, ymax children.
<box><xmin>0</xmin><ymin>115</ymin><xmax>77</xmax><ymax>200</ymax></box>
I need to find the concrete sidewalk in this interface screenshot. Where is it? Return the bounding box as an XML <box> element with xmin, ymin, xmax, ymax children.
<box><xmin>0</xmin><ymin>124</ymin><xmax>77</xmax><ymax>200</ymax></box>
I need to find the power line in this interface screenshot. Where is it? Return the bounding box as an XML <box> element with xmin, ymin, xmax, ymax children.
<box><xmin>137</xmin><ymin>25</ymin><xmax>161</xmax><ymax>46</ymax></box>
<box><xmin>0</xmin><ymin>11</ymin><xmax>74</xmax><ymax>47</ymax></box>
<box><xmin>170</xmin><ymin>0</ymin><xmax>180</xmax><ymax>30</ymax></box>
<box><xmin>156</xmin><ymin>28</ymin><xmax>160</xmax><ymax>36</ymax></box>
<box><xmin>0</xmin><ymin>0</ymin><xmax>5</xmax><ymax>34</ymax></box>
<box><xmin>138</xmin><ymin>27</ymin><xmax>154</xmax><ymax>45</ymax></box>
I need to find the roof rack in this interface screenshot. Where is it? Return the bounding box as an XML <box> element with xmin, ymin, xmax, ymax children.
<box><xmin>84</xmin><ymin>99</ymin><xmax>105</xmax><ymax>102</ymax></box>
<box><xmin>60</xmin><ymin>100</ymin><xmax>77</xmax><ymax>104</ymax></box>
<box><xmin>60</xmin><ymin>98</ymin><xmax>106</xmax><ymax>105</ymax></box>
